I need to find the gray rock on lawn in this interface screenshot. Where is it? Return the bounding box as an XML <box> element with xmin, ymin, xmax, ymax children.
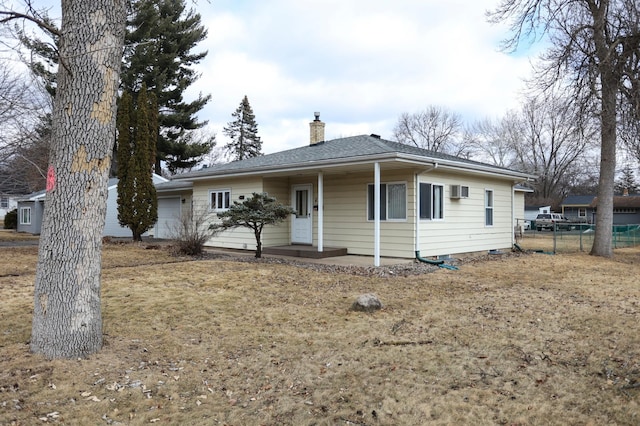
<box><xmin>351</xmin><ymin>293</ymin><xmax>383</xmax><ymax>312</ymax></box>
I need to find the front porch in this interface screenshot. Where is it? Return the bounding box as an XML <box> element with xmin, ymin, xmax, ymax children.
<box><xmin>262</xmin><ymin>245</ymin><xmax>348</xmax><ymax>259</ymax></box>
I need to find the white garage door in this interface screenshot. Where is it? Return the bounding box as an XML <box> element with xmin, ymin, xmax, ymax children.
<box><xmin>156</xmin><ymin>197</ymin><xmax>181</xmax><ymax>239</ymax></box>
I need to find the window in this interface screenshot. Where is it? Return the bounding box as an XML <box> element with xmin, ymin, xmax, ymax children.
<box><xmin>367</xmin><ymin>183</ymin><xmax>406</xmax><ymax>220</ymax></box>
<box><xmin>209</xmin><ymin>189</ymin><xmax>230</xmax><ymax>211</ymax></box>
<box><xmin>295</xmin><ymin>189</ymin><xmax>309</xmax><ymax>217</ymax></box>
<box><xmin>578</xmin><ymin>208</ymin><xmax>586</xmax><ymax>217</ymax></box>
<box><xmin>419</xmin><ymin>183</ymin><xmax>444</xmax><ymax>220</ymax></box>
<box><xmin>613</xmin><ymin>208</ymin><xmax>637</xmax><ymax>214</ymax></box>
<box><xmin>485</xmin><ymin>190</ymin><xmax>494</xmax><ymax>226</ymax></box>
<box><xmin>0</xmin><ymin>197</ymin><xmax>8</xmax><ymax>208</ymax></box>
<box><xmin>19</xmin><ymin>207</ymin><xmax>31</xmax><ymax>225</ymax></box>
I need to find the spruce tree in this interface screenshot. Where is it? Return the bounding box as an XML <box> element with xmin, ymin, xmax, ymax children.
<box><xmin>615</xmin><ymin>164</ymin><xmax>639</xmax><ymax>195</ymax></box>
<box><xmin>117</xmin><ymin>84</ymin><xmax>158</xmax><ymax>241</ymax></box>
<box><xmin>223</xmin><ymin>96</ymin><xmax>263</xmax><ymax>161</ymax></box>
<box><xmin>121</xmin><ymin>0</ymin><xmax>214</xmax><ymax>174</ymax></box>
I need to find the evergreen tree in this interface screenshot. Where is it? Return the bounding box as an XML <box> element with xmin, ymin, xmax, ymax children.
<box><xmin>117</xmin><ymin>85</ymin><xmax>158</xmax><ymax>241</ymax></box>
<box><xmin>223</xmin><ymin>96</ymin><xmax>263</xmax><ymax>161</ymax></box>
<box><xmin>121</xmin><ymin>0</ymin><xmax>214</xmax><ymax>174</ymax></box>
<box><xmin>614</xmin><ymin>164</ymin><xmax>639</xmax><ymax>195</ymax></box>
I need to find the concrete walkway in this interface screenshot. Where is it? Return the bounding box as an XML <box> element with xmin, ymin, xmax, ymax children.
<box><xmin>205</xmin><ymin>247</ymin><xmax>415</xmax><ymax>267</ymax></box>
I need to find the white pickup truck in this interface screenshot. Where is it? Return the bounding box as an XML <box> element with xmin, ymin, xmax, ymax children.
<box><xmin>535</xmin><ymin>213</ymin><xmax>571</xmax><ymax>231</ymax></box>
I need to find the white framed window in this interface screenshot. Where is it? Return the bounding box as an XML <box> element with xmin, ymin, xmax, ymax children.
<box><xmin>209</xmin><ymin>189</ymin><xmax>231</xmax><ymax>211</ymax></box>
<box><xmin>578</xmin><ymin>208</ymin><xmax>586</xmax><ymax>217</ymax></box>
<box><xmin>419</xmin><ymin>183</ymin><xmax>444</xmax><ymax>220</ymax></box>
<box><xmin>19</xmin><ymin>207</ymin><xmax>31</xmax><ymax>225</ymax></box>
<box><xmin>367</xmin><ymin>182</ymin><xmax>407</xmax><ymax>221</ymax></box>
<box><xmin>0</xmin><ymin>197</ymin><xmax>8</xmax><ymax>208</ymax></box>
<box><xmin>485</xmin><ymin>189</ymin><xmax>494</xmax><ymax>226</ymax></box>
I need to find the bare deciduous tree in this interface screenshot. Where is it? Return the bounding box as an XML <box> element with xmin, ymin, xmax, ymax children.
<box><xmin>393</xmin><ymin>105</ymin><xmax>472</xmax><ymax>157</ymax></box>
<box><xmin>512</xmin><ymin>89</ymin><xmax>597</xmax><ymax>201</ymax></box>
<box><xmin>0</xmin><ymin>59</ymin><xmax>51</xmax><ymax>194</ymax></box>
<box><xmin>465</xmin><ymin>113</ymin><xmax>521</xmax><ymax>169</ymax></box>
<box><xmin>488</xmin><ymin>0</ymin><xmax>640</xmax><ymax>257</ymax></box>
<box><xmin>1</xmin><ymin>0</ymin><xmax>127</xmax><ymax>359</ymax></box>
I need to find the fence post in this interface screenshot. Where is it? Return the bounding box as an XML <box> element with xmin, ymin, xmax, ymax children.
<box><xmin>579</xmin><ymin>223</ymin><xmax>583</xmax><ymax>252</ymax></box>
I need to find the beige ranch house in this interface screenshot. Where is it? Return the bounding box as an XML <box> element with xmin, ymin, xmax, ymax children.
<box><xmin>172</xmin><ymin>116</ymin><xmax>534</xmax><ymax>266</ymax></box>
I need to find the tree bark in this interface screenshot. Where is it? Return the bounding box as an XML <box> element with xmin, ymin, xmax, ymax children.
<box><xmin>590</xmin><ymin>0</ymin><xmax>615</xmax><ymax>257</ymax></box>
<box><xmin>30</xmin><ymin>0</ymin><xmax>127</xmax><ymax>359</ymax></box>
<box><xmin>590</xmin><ymin>72</ymin><xmax>617</xmax><ymax>257</ymax></box>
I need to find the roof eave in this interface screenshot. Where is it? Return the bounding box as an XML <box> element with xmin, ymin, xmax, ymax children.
<box><xmin>176</xmin><ymin>152</ymin><xmax>535</xmax><ymax>182</ymax></box>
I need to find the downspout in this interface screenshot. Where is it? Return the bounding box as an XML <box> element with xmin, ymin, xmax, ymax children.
<box><xmin>374</xmin><ymin>162</ymin><xmax>380</xmax><ymax>267</ymax></box>
<box><xmin>414</xmin><ymin>164</ymin><xmax>443</xmax><ymax>264</ymax></box>
<box><xmin>414</xmin><ymin>172</ymin><xmax>420</xmax><ymax>255</ymax></box>
<box><xmin>511</xmin><ymin>183</ymin><xmax>515</xmax><ymax>248</ymax></box>
<box><xmin>318</xmin><ymin>171</ymin><xmax>323</xmax><ymax>252</ymax></box>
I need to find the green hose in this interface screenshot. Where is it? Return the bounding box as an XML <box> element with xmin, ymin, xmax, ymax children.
<box><xmin>415</xmin><ymin>251</ymin><xmax>458</xmax><ymax>270</ymax></box>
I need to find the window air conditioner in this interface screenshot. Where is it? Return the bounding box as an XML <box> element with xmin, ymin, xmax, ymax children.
<box><xmin>450</xmin><ymin>185</ymin><xmax>469</xmax><ymax>199</ymax></box>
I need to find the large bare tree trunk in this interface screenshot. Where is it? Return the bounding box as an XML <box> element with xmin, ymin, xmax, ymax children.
<box><xmin>590</xmin><ymin>1</ymin><xmax>616</xmax><ymax>257</ymax></box>
<box><xmin>30</xmin><ymin>0</ymin><xmax>126</xmax><ymax>359</ymax></box>
<box><xmin>590</xmin><ymin>74</ymin><xmax>617</xmax><ymax>257</ymax></box>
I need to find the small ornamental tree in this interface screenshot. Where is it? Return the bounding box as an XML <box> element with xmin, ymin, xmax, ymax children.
<box><xmin>213</xmin><ymin>192</ymin><xmax>295</xmax><ymax>258</ymax></box>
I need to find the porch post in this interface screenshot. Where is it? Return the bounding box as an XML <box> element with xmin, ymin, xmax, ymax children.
<box><xmin>318</xmin><ymin>171</ymin><xmax>324</xmax><ymax>252</ymax></box>
<box><xmin>374</xmin><ymin>162</ymin><xmax>380</xmax><ymax>267</ymax></box>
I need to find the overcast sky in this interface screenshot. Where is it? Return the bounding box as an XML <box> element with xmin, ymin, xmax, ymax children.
<box><xmin>189</xmin><ymin>0</ymin><xmax>540</xmax><ymax>156</ymax></box>
<box><xmin>14</xmin><ymin>0</ymin><xmax>542</xmax><ymax>156</ymax></box>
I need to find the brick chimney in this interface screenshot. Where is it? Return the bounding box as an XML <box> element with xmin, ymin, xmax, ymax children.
<box><xmin>309</xmin><ymin>112</ymin><xmax>325</xmax><ymax>145</ymax></box>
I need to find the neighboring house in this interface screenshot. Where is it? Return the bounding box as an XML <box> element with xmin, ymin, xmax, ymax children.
<box><xmin>560</xmin><ymin>195</ymin><xmax>596</xmax><ymax>223</ymax></box>
<box><xmin>16</xmin><ymin>174</ymin><xmax>182</xmax><ymax>237</ymax></box>
<box><xmin>589</xmin><ymin>194</ymin><xmax>640</xmax><ymax>225</ymax></box>
<box><xmin>171</xmin><ymin>115</ymin><xmax>535</xmax><ymax>265</ymax></box>
<box><xmin>1</xmin><ymin>194</ymin><xmax>21</xmax><ymax>219</ymax></box>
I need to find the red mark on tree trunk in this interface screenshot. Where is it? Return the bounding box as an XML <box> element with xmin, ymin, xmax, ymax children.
<box><xmin>46</xmin><ymin>165</ymin><xmax>55</xmax><ymax>192</ymax></box>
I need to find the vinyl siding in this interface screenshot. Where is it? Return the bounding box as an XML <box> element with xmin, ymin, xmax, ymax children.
<box><xmin>417</xmin><ymin>172</ymin><xmax>514</xmax><ymax>257</ymax></box>
<box><xmin>321</xmin><ymin>170</ymin><xmax>416</xmax><ymax>258</ymax></box>
<box><xmin>193</xmin><ymin>177</ymin><xmax>265</xmax><ymax>250</ymax></box>
<box><xmin>189</xmin><ymin>168</ymin><xmax>520</xmax><ymax>258</ymax></box>
<box><xmin>263</xmin><ymin>177</ymin><xmax>292</xmax><ymax>247</ymax></box>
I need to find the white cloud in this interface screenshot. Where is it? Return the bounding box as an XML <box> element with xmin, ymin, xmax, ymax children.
<box><xmin>187</xmin><ymin>0</ymin><xmax>539</xmax><ymax>154</ymax></box>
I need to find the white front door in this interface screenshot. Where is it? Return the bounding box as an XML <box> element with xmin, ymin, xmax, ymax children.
<box><xmin>291</xmin><ymin>184</ymin><xmax>312</xmax><ymax>244</ymax></box>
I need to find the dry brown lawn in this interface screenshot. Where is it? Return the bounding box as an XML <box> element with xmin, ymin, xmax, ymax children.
<box><xmin>1</xmin><ymin>240</ymin><xmax>640</xmax><ymax>425</ymax></box>
<box><xmin>0</xmin><ymin>229</ymin><xmax>40</xmax><ymax>243</ymax></box>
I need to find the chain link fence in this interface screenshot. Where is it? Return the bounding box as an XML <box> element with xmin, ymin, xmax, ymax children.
<box><xmin>514</xmin><ymin>220</ymin><xmax>640</xmax><ymax>254</ymax></box>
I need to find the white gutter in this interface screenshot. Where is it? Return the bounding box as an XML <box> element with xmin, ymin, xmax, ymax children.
<box><xmin>174</xmin><ymin>152</ymin><xmax>534</xmax><ymax>182</ymax></box>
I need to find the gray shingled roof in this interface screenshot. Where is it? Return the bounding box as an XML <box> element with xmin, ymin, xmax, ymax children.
<box><xmin>174</xmin><ymin>134</ymin><xmax>531</xmax><ymax>180</ymax></box>
<box><xmin>155</xmin><ymin>180</ymin><xmax>193</xmax><ymax>192</ymax></box>
<box><xmin>561</xmin><ymin>195</ymin><xmax>596</xmax><ymax>205</ymax></box>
